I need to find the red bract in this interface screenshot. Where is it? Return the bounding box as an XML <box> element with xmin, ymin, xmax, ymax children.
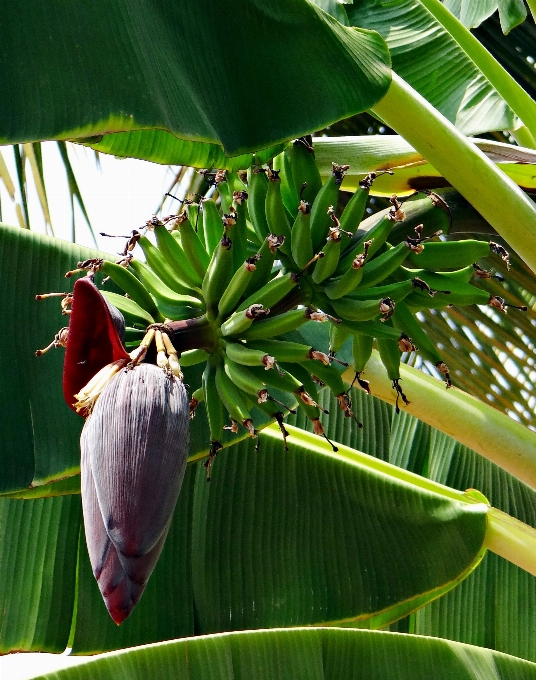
<box><xmin>63</xmin><ymin>277</ymin><xmax>129</xmax><ymax>413</ymax></box>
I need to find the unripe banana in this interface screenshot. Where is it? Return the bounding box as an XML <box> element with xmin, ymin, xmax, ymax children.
<box><xmin>352</xmin><ymin>333</ymin><xmax>374</xmax><ymax>374</ymax></box>
<box><xmin>241</xmin><ymin>307</ymin><xmax>321</xmax><ymax>341</ymax></box>
<box><xmin>404</xmin><ymin>239</ymin><xmax>492</xmax><ymax>270</ymax></box>
<box><xmin>101</xmin><ymin>291</ymin><xmax>155</xmax><ymax>327</ymax></box>
<box><xmin>359</xmin><ymin>240</ymin><xmax>419</xmax><ymax>290</ymax></box>
<box><xmin>241</xmin><ymin>235</ymin><xmax>280</xmax><ymax>300</ymax></box>
<box><xmin>265</xmin><ymin>169</ymin><xmax>292</xmax><ymax>255</ymax></box>
<box><xmin>298</xmin><ymin>359</ymin><xmax>346</xmax><ymax>397</ymax></box>
<box><xmin>201</xmin><ymin>198</ymin><xmax>225</xmax><ymax>256</ymax></box>
<box><xmin>179</xmin><ymin>348</ymin><xmax>209</xmax><ymax>367</ymax></box>
<box><xmin>274</xmin><ymin>148</ymin><xmax>299</xmax><ymax>216</ymax></box>
<box><xmin>279</xmin><ymin>362</ymin><xmax>325</xmax><ymax>421</ymax></box>
<box><xmin>329</xmin><ymin>323</ymin><xmax>352</xmax><ymax>355</ymax></box>
<box><xmin>217</xmin><ymin>178</ymin><xmax>232</xmax><ymax>214</ymax></box>
<box><xmin>215</xmin><ymin>363</ymin><xmax>256</xmax><ymax>436</ymax></box>
<box><xmin>397</xmin><ymin>265</ymin><xmax>474</xmax><ymax>286</ymax></box>
<box><xmin>312</xmin><ymin>228</ymin><xmax>341</xmax><ymax>283</ymax></box>
<box><xmin>203</xmin><ymin>360</ymin><xmax>224</xmax><ymax>461</ymax></box>
<box><xmin>347</xmin><ymin>279</ymin><xmax>415</xmax><ymax>301</ymax></box>
<box><xmin>224</xmin><ymin>341</ymin><xmax>275</xmax><ymax>369</ymax></box>
<box><xmin>324</xmin><ymin>239</ymin><xmax>373</xmax><ymax>300</ymax></box>
<box><xmin>405</xmin><ymin>281</ymin><xmax>489</xmax><ymax>309</ymax></box>
<box><xmin>154</xmin><ymin>224</ymin><xmax>202</xmax><ymax>289</ymax></box>
<box><xmin>218</xmin><ymin>256</ymin><xmax>259</xmax><ymax>319</ymax></box>
<box><xmin>335</xmin><ymin>210</ymin><xmax>396</xmax><ymax>276</ymax></box>
<box><xmin>99</xmin><ymin>261</ymin><xmax>164</xmax><ymax>322</ymax></box>
<box><xmin>174</xmin><ymin>212</ymin><xmax>210</xmax><ymax>280</ymax></box>
<box><xmin>223</xmin><ymin>357</ymin><xmax>269</xmax><ymax>402</ymax></box>
<box><xmin>137</xmin><ymin>235</ymin><xmax>194</xmax><ymax>296</ymax></box>
<box><xmin>339</xmin><ymin>318</ymin><xmax>406</xmax><ymax>341</ymax></box>
<box><xmin>238</xmin><ymin>271</ymin><xmax>299</xmax><ymax>313</ymax></box>
<box><xmin>392</xmin><ymin>301</ymin><xmax>452</xmax><ymax>387</ymax></box>
<box><xmin>376</xmin><ymin>336</ymin><xmax>409</xmax><ymax>413</ymax></box>
<box><xmin>285</xmin><ymin>137</ymin><xmax>322</xmax><ymax>206</ymax></box>
<box><xmin>291</xmin><ymin>201</ymin><xmax>314</xmax><ymax>270</ymax></box>
<box><xmin>220</xmin><ymin>304</ymin><xmax>269</xmax><ymax>337</ymax></box>
<box><xmin>331</xmin><ymin>295</ymin><xmax>398</xmax><ymax>323</ymax></box>
<box><xmin>231</xmin><ymin>190</ymin><xmax>249</xmax><ymax>270</ymax></box>
<box><xmin>245</xmin><ymin>338</ymin><xmax>328</xmax><ymax>364</ymax></box>
<box><xmin>309</xmin><ymin>163</ymin><xmax>348</xmax><ymax>252</ymax></box>
<box><xmin>202</xmin><ymin>235</ymin><xmax>234</xmax><ymax>321</ymax></box>
<box><xmin>129</xmin><ymin>259</ymin><xmax>203</xmax><ymax>320</ymax></box>
<box><xmin>247</xmin><ymin>168</ymin><xmax>270</xmax><ymax>241</ymax></box>
<box><xmin>338</xmin><ymin>175</ymin><xmax>372</xmax><ymax>237</ymax></box>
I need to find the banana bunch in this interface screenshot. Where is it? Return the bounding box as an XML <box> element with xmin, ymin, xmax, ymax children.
<box><xmin>39</xmin><ymin>137</ymin><xmax>528</xmax><ymax>476</ymax></box>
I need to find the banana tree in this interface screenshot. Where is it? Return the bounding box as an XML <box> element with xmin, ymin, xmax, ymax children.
<box><xmin>2</xmin><ymin>1</ymin><xmax>536</xmax><ymax>677</ymax></box>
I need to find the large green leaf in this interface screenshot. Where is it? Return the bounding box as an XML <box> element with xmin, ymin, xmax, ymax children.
<box><xmin>381</xmin><ymin>410</ymin><xmax>536</xmax><ymax>662</ymax></box>
<box><xmin>28</xmin><ymin>628</ymin><xmax>536</xmax><ymax>679</ymax></box>
<box><xmin>0</xmin><ymin>494</ymin><xmax>81</xmax><ymax>653</ymax></box>
<box><xmin>0</xmin><ymin>1</ymin><xmax>390</xmax><ymax>155</ymax></box>
<box><xmin>444</xmin><ymin>0</ymin><xmax>527</xmax><ymax>33</ymax></box>
<box><xmin>69</xmin><ymin>425</ymin><xmax>486</xmax><ymax>653</ymax></box>
<box><xmin>349</xmin><ymin>0</ymin><xmax>519</xmax><ymax>135</ymax></box>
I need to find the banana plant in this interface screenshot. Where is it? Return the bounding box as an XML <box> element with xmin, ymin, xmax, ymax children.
<box><xmin>2</xmin><ymin>1</ymin><xmax>536</xmax><ymax>678</ymax></box>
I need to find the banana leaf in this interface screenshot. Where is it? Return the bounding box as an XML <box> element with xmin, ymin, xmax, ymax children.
<box><xmin>23</xmin><ymin>628</ymin><xmax>536</xmax><ymax>680</ymax></box>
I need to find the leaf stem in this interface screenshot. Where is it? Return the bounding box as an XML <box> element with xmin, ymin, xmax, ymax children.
<box><xmin>371</xmin><ymin>73</ymin><xmax>536</xmax><ymax>272</ymax></box>
<box><xmin>485</xmin><ymin>507</ymin><xmax>536</xmax><ymax>577</ymax></box>
<box><xmin>342</xmin><ymin>350</ymin><xmax>536</xmax><ymax>490</ymax></box>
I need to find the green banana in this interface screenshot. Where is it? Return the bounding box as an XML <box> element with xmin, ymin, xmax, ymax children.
<box><xmin>246</xmin><ymin>168</ymin><xmax>270</xmax><ymax>241</ymax></box>
<box><xmin>223</xmin><ymin>356</ymin><xmax>269</xmax><ymax>402</ymax></box>
<box><xmin>359</xmin><ymin>240</ymin><xmax>420</xmax><ymax>290</ymax></box>
<box><xmin>338</xmin><ymin>174</ymin><xmax>374</xmax><ymax>237</ymax></box>
<box><xmin>274</xmin><ymin>148</ymin><xmax>299</xmax><ymax>216</ymax></box>
<box><xmin>220</xmin><ymin>305</ymin><xmax>269</xmax><ymax>337</ymax></box>
<box><xmin>241</xmin><ymin>307</ymin><xmax>322</xmax><ymax>341</ymax></box>
<box><xmin>237</xmin><ymin>271</ymin><xmax>299</xmax><ymax>313</ymax></box>
<box><xmin>331</xmin><ymin>295</ymin><xmax>399</xmax><ymax>323</ymax></box>
<box><xmin>224</xmin><ymin>341</ymin><xmax>275</xmax><ymax>368</ymax></box>
<box><xmin>99</xmin><ymin>260</ymin><xmax>164</xmax><ymax>322</ymax></box>
<box><xmin>245</xmin><ymin>338</ymin><xmax>329</xmax><ymax>364</ymax></box>
<box><xmin>376</xmin><ymin>336</ymin><xmax>409</xmax><ymax>414</ymax></box>
<box><xmin>215</xmin><ymin>362</ymin><xmax>256</xmax><ymax>436</ymax></box>
<box><xmin>404</xmin><ymin>239</ymin><xmax>492</xmax><ymax>269</ymax></box>
<box><xmin>335</xmin><ymin>199</ymin><xmax>400</xmax><ymax>275</ymax></box>
<box><xmin>339</xmin><ymin>318</ymin><xmax>406</xmax><ymax>341</ymax></box>
<box><xmin>240</xmin><ymin>235</ymin><xmax>280</xmax><ymax>300</ymax></box>
<box><xmin>174</xmin><ymin>212</ymin><xmax>210</xmax><ymax>280</ymax></box>
<box><xmin>101</xmin><ymin>290</ymin><xmax>154</xmax><ymax>327</ymax></box>
<box><xmin>203</xmin><ymin>360</ymin><xmax>224</xmax><ymax>444</ymax></box>
<box><xmin>218</xmin><ymin>256</ymin><xmax>259</xmax><ymax>319</ymax></box>
<box><xmin>129</xmin><ymin>259</ymin><xmax>203</xmax><ymax>320</ymax></box>
<box><xmin>347</xmin><ymin>279</ymin><xmax>415</xmax><ymax>301</ymax></box>
<box><xmin>329</xmin><ymin>323</ymin><xmax>352</xmax><ymax>355</ymax></box>
<box><xmin>180</xmin><ymin>348</ymin><xmax>209</xmax><ymax>367</ymax></box>
<box><xmin>265</xmin><ymin>169</ymin><xmax>292</xmax><ymax>255</ymax></box>
<box><xmin>397</xmin><ymin>265</ymin><xmax>474</xmax><ymax>286</ymax></box>
<box><xmin>309</xmin><ymin>163</ymin><xmax>348</xmax><ymax>252</ymax></box>
<box><xmin>392</xmin><ymin>301</ymin><xmax>452</xmax><ymax>387</ymax></box>
<box><xmin>201</xmin><ymin>198</ymin><xmax>224</xmax><ymax>256</ymax></box>
<box><xmin>217</xmin><ymin>178</ymin><xmax>232</xmax><ymax>214</ymax></box>
<box><xmin>137</xmin><ymin>235</ymin><xmax>194</xmax><ymax>296</ymax></box>
<box><xmin>202</xmin><ymin>235</ymin><xmax>234</xmax><ymax>321</ymax></box>
<box><xmin>291</xmin><ymin>201</ymin><xmax>314</xmax><ymax>270</ymax></box>
<box><xmin>324</xmin><ymin>240</ymin><xmax>373</xmax><ymax>300</ymax></box>
<box><xmin>231</xmin><ymin>190</ymin><xmax>249</xmax><ymax>270</ymax></box>
<box><xmin>312</xmin><ymin>219</ymin><xmax>341</xmax><ymax>283</ymax></box>
<box><xmin>285</xmin><ymin>137</ymin><xmax>322</xmax><ymax>206</ymax></box>
<box><xmin>154</xmin><ymin>224</ymin><xmax>202</xmax><ymax>289</ymax></box>
<box><xmin>348</xmin><ymin>332</ymin><xmax>374</xmax><ymax>394</ymax></box>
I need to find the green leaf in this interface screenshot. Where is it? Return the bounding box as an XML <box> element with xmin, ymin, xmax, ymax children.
<box><xmin>29</xmin><ymin>628</ymin><xmax>536</xmax><ymax>680</ymax></box>
<box><xmin>444</xmin><ymin>0</ymin><xmax>527</xmax><ymax>33</ymax></box>
<box><xmin>82</xmin><ymin>131</ymin><xmax>287</xmax><ymax>171</ymax></box>
<box><xmin>0</xmin><ymin>1</ymin><xmax>390</xmax><ymax>155</ymax></box>
<box><xmin>0</xmin><ymin>494</ymin><xmax>81</xmax><ymax>653</ymax></box>
<box><xmin>348</xmin><ymin>0</ymin><xmax>518</xmax><ymax>135</ymax></box>
<box><xmin>70</xmin><ymin>425</ymin><xmax>487</xmax><ymax>652</ymax></box>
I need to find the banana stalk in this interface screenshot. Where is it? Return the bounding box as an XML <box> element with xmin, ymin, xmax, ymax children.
<box><xmin>342</xmin><ymin>350</ymin><xmax>536</xmax><ymax>490</ymax></box>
